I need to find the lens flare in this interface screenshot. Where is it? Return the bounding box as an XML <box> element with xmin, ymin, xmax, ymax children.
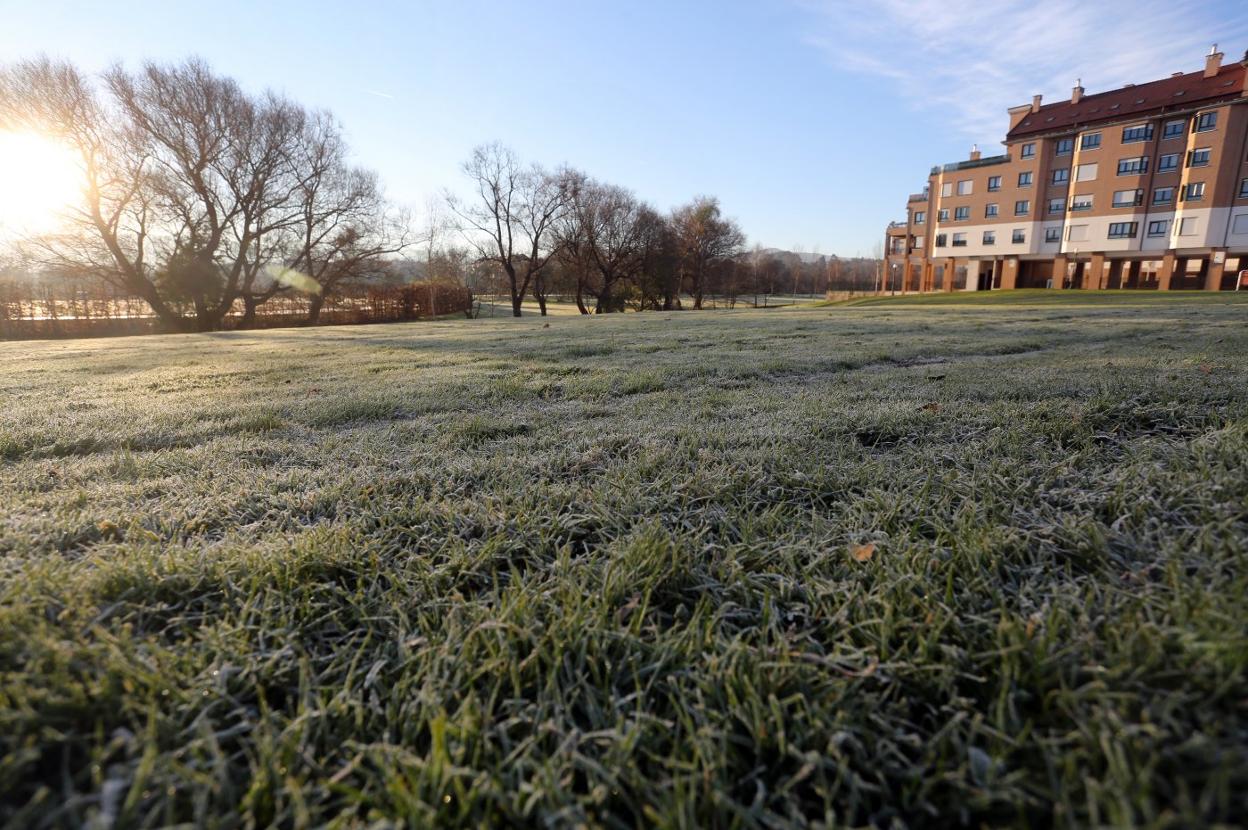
<box><xmin>265</xmin><ymin>265</ymin><xmax>323</xmax><ymax>294</ymax></box>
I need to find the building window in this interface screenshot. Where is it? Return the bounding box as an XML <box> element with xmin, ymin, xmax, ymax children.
<box><xmin>1052</xmin><ymin>168</ymin><xmax>1070</xmax><ymax>184</ymax></box>
<box><xmin>982</xmin><ymin>230</ymin><xmax>995</xmax><ymax>245</ymax></box>
<box><xmin>1187</xmin><ymin>148</ymin><xmax>1211</xmax><ymax>167</ymax></box>
<box><xmin>1107</xmin><ymin>222</ymin><xmax>1138</xmax><ymax>239</ymax></box>
<box><xmin>954</xmin><ymin>206</ymin><xmax>969</xmax><ymax>220</ymax></box>
<box><xmin>1183</xmin><ymin>182</ymin><xmax>1205</xmax><ymax>201</ymax></box>
<box><xmin>1020</xmin><ymin>143</ymin><xmax>1035</xmax><ymax>159</ymax></box>
<box><xmin>935</xmin><ymin>233</ymin><xmax>947</xmax><ymax>247</ymax></box>
<box><xmin>941</xmin><ymin>182</ymin><xmax>953</xmax><ymax>197</ymax></box>
<box><xmin>937</xmin><ymin>208</ymin><xmax>949</xmax><ymax>221</ymax></box>
<box><xmin>1163</xmin><ymin>119</ymin><xmax>1185</xmax><ymax>139</ymax></box>
<box><xmin>1147</xmin><ymin>220</ymin><xmax>1169</xmax><ymax>237</ymax></box>
<box><xmin>1045</xmin><ymin>227</ymin><xmax>1061</xmax><ymax>243</ymax></box>
<box><xmin>1112</xmin><ymin>189</ymin><xmax>1143</xmax><ymax>208</ymax></box>
<box><xmin>985</xmin><ymin>203</ymin><xmax>999</xmax><ymax>217</ymax></box>
<box><xmin>987</xmin><ymin>175</ymin><xmax>1001</xmax><ymax>191</ymax></box>
<box><xmin>1158</xmin><ymin>153</ymin><xmax>1179</xmax><ymax>172</ymax></box>
<box><xmin>1117</xmin><ymin>156</ymin><xmax>1148</xmax><ymax>175</ymax></box>
<box><xmin>1067</xmin><ymin>225</ymin><xmax>1088</xmax><ymax>242</ymax></box>
<box><xmin>1018</xmin><ymin>171</ymin><xmax>1033</xmax><ymax>187</ymax></box>
<box><xmin>1240</xmin><ymin>178</ymin><xmax>1248</xmax><ymax>199</ymax></box>
<box><xmin>1069</xmin><ymin>194</ymin><xmax>1093</xmax><ymax>212</ymax></box>
<box><xmin>957</xmin><ymin>179</ymin><xmax>973</xmax><ymax>195</ymax></box>
<box><xmin>1080</xmin><ymin>132</ymin><xmax>1102</xmax><ymax>150</ymax></box>
<box><xmin>1178</xmin><ymin>217</ymin><xmax>1198</xmax><ymax>235</ymax></box>
<box><xmin>914</xmin><ymin>211</ymin><xmax>926</xmax><ymax>224</ymax></box>
<box><xmin>1122</xmin><ymin>124</ymin><xmax>1153</xmax><ymax>143</ymax></box>
<box><xmin>1194</xmin><ymin>111</ymin><xmax>1217</xmax><ymax>132</ymax></box>
<box><xmin>952</xmin><ymin>232</ymin><xmax>967</xmax><ymax>247</ymax></box>
<box><xmin>1012</xmin><ymin>229</ymin><xmax>1026</xmax><ymax>244</ymax></box>
<box><xmin>1075</xmin><ymin>163</ymin><xmax>1098</xmax><ymax>181</ymax></box>
<box><xmin>1047</xmin><ymin>198</ymin><xmax>1065</xmax><ymax>214</ymax></box>
<box><xmin>1055</xmin><ymin>138</ymin><xmax>1074</xmax><ymax>155</ymax></box>
<box><xmin>1014</xmin><ymin>199</ymin><xmax>1030</xmax><ymax>215</ymax></box>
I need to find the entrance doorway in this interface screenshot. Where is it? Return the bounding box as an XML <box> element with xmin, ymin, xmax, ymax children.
<box><xmin>1066</xmin><ymin>261</ymin><xmax>1085</xmax><ymax>289</ymax></box>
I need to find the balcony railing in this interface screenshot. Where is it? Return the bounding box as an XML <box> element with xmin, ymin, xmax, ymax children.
<box><xmin>931</xmin><ymin>154</ymin><xmax>1011</xmax><ymax>175</ymax></box>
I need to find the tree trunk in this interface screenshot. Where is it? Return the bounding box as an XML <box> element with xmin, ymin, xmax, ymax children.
<box><xmin>532</xmin><ymin>276</ymin><xmax>548</xmax><ymax>316</ymax></box>
<box><xmin>575</xmin><ymin>277</ymin><xmax>590</xmax><ymax>315</ymax></box>
<box><xmin>307</xmin><ymin>293</ymin><xmax>325</xmax><ymax>324</ymax></box>
<box><xmin>239</xmin><ymin>294</ymin><xmax>260</xmax><ymax>329</ymax></box>
<box><xmin>506</xmin><ymin>265</ymin><xmax>522</xmax><ymax>317</ymax></box>
<box><xmin>132</xmin><ymin>283</ymin><xmax>193</xmax><ymax>333</ymax></box>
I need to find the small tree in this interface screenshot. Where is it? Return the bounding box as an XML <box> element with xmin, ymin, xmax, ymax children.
<box><xmin>671</xmin><ymin>196</ymin><xmax>744</xmax><ymax>310</ymax></box>
<box><xmin>448</xmin><ymin>143</ymin><xmax>570</xmax><ymax>317</ymax></box>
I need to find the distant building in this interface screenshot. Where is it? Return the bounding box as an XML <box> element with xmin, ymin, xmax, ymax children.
<box><xmin>884</xmin><ymin>47</ymin><xmax>1248</xmax><ymax>292</ymax></box>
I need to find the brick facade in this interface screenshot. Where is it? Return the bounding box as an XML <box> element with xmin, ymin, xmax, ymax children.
<box><xmin>883</xmin><ymin>48</ymin><xmax>1248</xmax><ymax>292</ymax></box>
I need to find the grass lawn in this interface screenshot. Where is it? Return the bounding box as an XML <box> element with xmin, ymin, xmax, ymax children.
<box><xmin>840</xmin><ymin>288</ymin><xmax>1248</xmax><ymax>307</ymax></box>
<box><xmin>2</xmin><ymin>295</ymin><xmax>1247</xmax><ymax>827</ymax></box>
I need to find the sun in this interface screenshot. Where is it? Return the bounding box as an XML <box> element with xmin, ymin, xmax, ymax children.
<box><xmin>0</xmin><ymin>131</ymin><xmax>82</xmax><ymax>238</ymax></box>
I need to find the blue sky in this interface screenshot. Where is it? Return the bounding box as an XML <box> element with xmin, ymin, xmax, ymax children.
<box><xmin>3</xmin><ymin>0</ymin><xmax>1245</xmax><ymax>256</ymax></box>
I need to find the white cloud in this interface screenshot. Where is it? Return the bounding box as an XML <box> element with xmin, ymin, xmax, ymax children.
<box><xmin>799</xmin><ymin>0</ymin><xmax>1248</xmax><ymax>144</ymax></box>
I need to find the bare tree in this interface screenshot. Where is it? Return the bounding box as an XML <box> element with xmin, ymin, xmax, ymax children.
<box><xmin>671</xmin><ymin>196</ymin><xmax>744</xmax><ymax>310</ymax></box>
<box><xmin>632</xmin><ymin>212</ymin><xmax>679</xmax><ymax>311</ymax></box>
<box><xmin>421</xmin><ymin>195</ymin><xmax>447</xmax><ymax>316</ymax></box>
<box><xmin>558</xmin><ymin>179</ymin><xmax>662</xmax><ymax>313</ymax></box>
<box><xmin>0</xmin><ymin>56</ymin><xmax>396</xmax><ymax>332</ymax></box>
<box><xmin>551</xmin><ymin>169</ymin><xmax>594</xmax><ymax>314</ymax></box>
<box><xmin>448</xmin><ymin>143</ymin><xmax>570</xmax><ymax>317</ymax></box>
<box><xmin>281</xmin><ymin>119</ymin><xmax>411</xmax><ymax>323</ymax></box>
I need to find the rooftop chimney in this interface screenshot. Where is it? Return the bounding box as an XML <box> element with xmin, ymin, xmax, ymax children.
<box><xmin>969</xmin><ymin>144</ymin><xmax>981</xmax><ymax>161</ymax></box>
<box><xmin>1204</xmin><ymin>44</ymin><xmax>1223</xmax><ymax>78</ymax></box>
<box><xmin>1071</xmin><ymin>79</ymin><xmax>1084</xmax><ymax>104</ymax></box>
<box><xmin>1031</xmin><ymin>94</ymin><xmax>1042</xmax><ymax>113</ymax></box>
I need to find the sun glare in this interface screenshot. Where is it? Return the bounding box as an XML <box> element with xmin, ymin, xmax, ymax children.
<box><xmin>0</xmin><ymin>131</ymin><xmax>82</xmax><ymax>238</ymax></box>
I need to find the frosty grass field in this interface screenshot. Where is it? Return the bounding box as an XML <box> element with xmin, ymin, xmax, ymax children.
<box><xmin>2</xmin><ymin>290</ymin><xmax>1247</xmax><ymax>827</ymax></box>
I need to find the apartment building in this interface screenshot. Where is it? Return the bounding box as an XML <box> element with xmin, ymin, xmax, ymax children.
<box><xmin>884</xmin><ymin>47</ymin><xmax>1248</xmax><ymax>292</ymax></box>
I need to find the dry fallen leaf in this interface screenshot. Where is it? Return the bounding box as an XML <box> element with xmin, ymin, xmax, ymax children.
<box><xmin>920</xmin><ymin>402</ymin><xmax>941</xmax><ymax>413</ymax></box>
<box><xmin>96</xmin><ymin>520</ymin><xmax>123</xmax><ymax>541</ymax></box>
<box><xmin>1199</xmin><ymin>363</ymin><xmax>1214</xmax><ymax>374</ymax></box>
<box><xmin>851</xmin><ymin>542</ymin><xmax>876</xmax><ymax>562</ymax></box>
<box><xmin>616</xmin><ymin>593</ymin><xmax>641</xmax><ymax>623</ymax></box>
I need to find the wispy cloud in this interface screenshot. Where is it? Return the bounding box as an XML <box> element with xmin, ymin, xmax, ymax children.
<box><xmin>364</xmin><ymin>89</ymin><xmax>395</xmax><ymax>100</ymax></box>
<box><xmin>799</xmin><ymin>0</ymin><xmax>1247</xmax><ymax>144</ymax></box>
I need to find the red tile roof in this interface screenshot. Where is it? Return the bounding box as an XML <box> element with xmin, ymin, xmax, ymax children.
<box><xmin>1006</xmin><ymin>62</ymin><xmax>1246</xmax><ymax>140</ymax></box>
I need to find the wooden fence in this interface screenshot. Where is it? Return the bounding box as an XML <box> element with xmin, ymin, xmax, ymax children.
<box><xmin>0</xmin><ymin>281</ymin><xmax>474</xmax><ymax>340</ymax></box>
